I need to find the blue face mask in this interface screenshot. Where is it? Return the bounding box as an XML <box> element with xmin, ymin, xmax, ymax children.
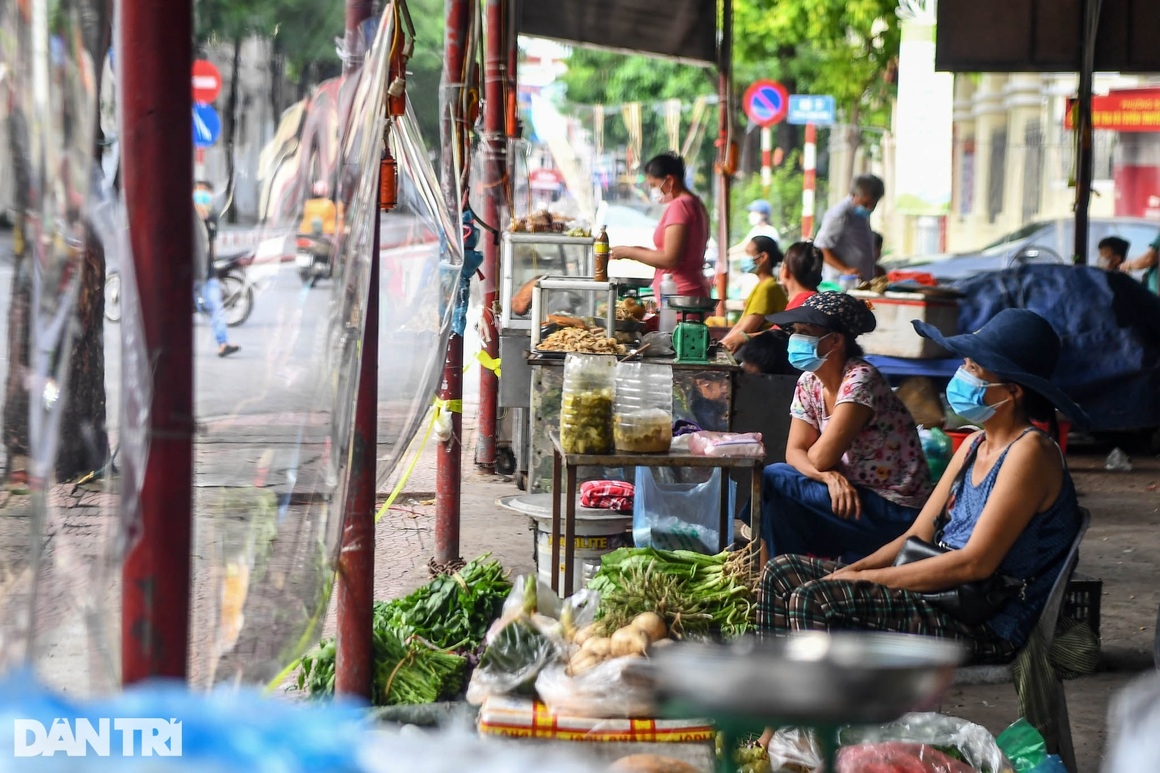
<box><xmin>787</xmin><ymin>333</ymin><xmax>831</xmax><ymax>372</ymax></box>
<box><xmin>853</xmin><ymin>204</ymin><xmax>871</xmax><ymax>219</ymax></box>
<box><xmin>739</xmin><ymin>256</ymin><xmax>759</xmax><ymax>274</ymax></box>
<box><xmin>193</xmin><ymin>190</ymin><xmax>212</xmax><ymax>207</ymax></box>
<box><xmin>946</xmin><ymin>367</ymin><xmax>1009</xmax><ymax>423</ymax></box>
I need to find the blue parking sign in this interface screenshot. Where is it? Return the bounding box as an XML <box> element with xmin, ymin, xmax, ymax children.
<box><xmin>788</xmin><ymin>95</ymin><xmax>836</xmax><ymax>126</ymax></box>
<box><xmin>193</xmin><ymin>103</ymin><xmax>221</xmax><ymax>147</ymax></box>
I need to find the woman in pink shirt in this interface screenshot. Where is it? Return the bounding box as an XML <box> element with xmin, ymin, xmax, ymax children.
<box><xmin>609</xmin><ymin>152</ymin><xmax>711</xmax><ymax>300</ymax></box>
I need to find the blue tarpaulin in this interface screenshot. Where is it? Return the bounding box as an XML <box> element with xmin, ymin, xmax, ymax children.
<box><xmin>953</xmin><ymin>265</ymin><xmax>1160</xmax><ymax>432</ymax></box>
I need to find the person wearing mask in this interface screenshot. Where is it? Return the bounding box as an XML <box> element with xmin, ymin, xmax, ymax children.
<box><xmin>758</xmin><ymin>309</ymin><xmax>1086</xmax><ymax>668</ymax></box>
<box><xmin>728</xmin><ymin>199</ymin><xmax>782</xmax><ymax>260</ymax></box>
<box><xmin>609</xmin><ymin>152</ymin><xmax>711</xmax><ymax>302</ymax></box>
<box><xmin>759</xmin><ymin>292</ymin><xmax>932</xmax><ymax>563</ymax></box>
<box><xmin>721</xmin><ymin>236</ymin><xmax>788</xmax><ymax>353</ymax></box>
<box><xmin>1118</xmin><ymin>232</ymin><xmax>1160</xmax><ymax>295</ymax></box>
<box><xmin>1096</xmin><ymin>236</ymin><xmax>1128</xmax><ymax>271</ymax></box>
<box><xmin>778</xmin><ymin>241</ymin><xmax>824</xmax><ymax>310</ymax></box>
<box><xmin>194</xmin><ymin>182</ymin><xmax>240</xmax><ymax>358</ymax></box>
<box><xmin>814</xmin><ymin>174</ymin><xmax>885</xmax><ymax>284</ymax></box>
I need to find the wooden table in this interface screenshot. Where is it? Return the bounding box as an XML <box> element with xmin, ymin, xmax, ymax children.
<box><xmin>549</xmin><ymin>433</ymin><xmax>764</xmax><ymax>595</ymax></box>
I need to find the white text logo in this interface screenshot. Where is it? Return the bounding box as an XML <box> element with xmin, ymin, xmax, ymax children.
<box><xmin>14</xmin><ymin>718</ymin><xmax>183</xmax><ymax>757</ymax></box>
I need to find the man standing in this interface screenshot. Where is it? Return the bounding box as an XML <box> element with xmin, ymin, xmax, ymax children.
<box><xmin>814</xmin><ymin>174</ymin><xmax>884</xmax><ymax>283</ymax></box>
<box><xmin>193</xmin><ymin>181</ymin><xmax>240</xmax><ymax>357</ymax></box>
<box><xmin>1119</xmin><ymin>232</ymin><xmax>1160</xmax><ymax>295</ymax></box>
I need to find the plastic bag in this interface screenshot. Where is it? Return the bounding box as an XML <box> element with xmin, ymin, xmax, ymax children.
<box><xmin>1103</xmin><ymin>672</ymin><xmax>1160</xmax><ymax>773</ymax></box>
<box><xmin>836</xmin><ymin>742</ymin><xmax>978</xmax><ymax>772</ymax></box>
<box><xmin>919</xmin><ymin>427</ymin><xmax>953</xmax><ymax>482</ymax></box>
<box><xmin>535</xmin><ymin>656</ymin><xmax>655</xmax><ymax>718</ymax></box>
<box><xmin>632</xmin><ymin>467</ymin><xmax>735</xmax><ymax>554</ymax></box>
<box><xmin>686</xmin><ymin>431</ymin><xmax>765</xmax><ymax>458</ymax></box>
<box><xmin>841</xmin><ymin>712</ymin><xmax>1013</xmax><ymax>773</ymax></box>
<box><xmin>766</xmin><ymin>726</ymin><xmax>822</xmax><ymax>772</ymax></box>
<box><xmin>995</xmin><ymin>718</ymin><xmax>1046</xmax><ymax>772</ymax></box>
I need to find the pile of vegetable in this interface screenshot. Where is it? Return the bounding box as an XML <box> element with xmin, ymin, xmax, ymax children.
<box><xmin>588</xmin><ymin>546</ymin><xmax>758</xmax><ymax>640</ymax></box>
<box><xmin>566</xmin><ymin>611</ymin><xmax>671</xmax><ymax>676</ymax></box>
<box><xmin>295</xmin><ymin>556</ymin><xmax>511</xmax><ymax>705</ymax></box>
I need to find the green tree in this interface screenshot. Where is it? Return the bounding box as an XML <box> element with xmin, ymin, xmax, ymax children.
<box><xmin>558</xmin><ymin>48</ymin><xmax>718</xmax><ymax>186</ymax></box>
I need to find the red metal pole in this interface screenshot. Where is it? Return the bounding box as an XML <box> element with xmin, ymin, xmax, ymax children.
<box><xmin>434</xmin><ymin>0</ymin><xmax>472</xmax><ymax>565</ymax></box>
<box><xmin>476</xmin><ymin>0</ymin><xmax>507</xmax><ymax>470</ymax></box>
<box><xmin>120</xmin><ymin>0</ymin><xmax>194</xmax><ymax>684</ymax></box>
<box><xmin>802</xmin><ymin>123</ymin><xmax>817</xmax><ymax>238</ymax></box>
<box><xmin>714</xmin><ymin>0</ymin><xmax>733</xmax><ymax>318</ymax></box>
<box><xmin>335</xmin><ymin>0</ymin><xmax>377</xmax><ymax>701</ymax></box>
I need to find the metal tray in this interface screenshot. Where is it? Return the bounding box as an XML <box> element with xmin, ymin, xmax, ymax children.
<box><xmin>639</xmin><ymin>632</ymin><xmax>964</xmax><ymax>726</ymax></box>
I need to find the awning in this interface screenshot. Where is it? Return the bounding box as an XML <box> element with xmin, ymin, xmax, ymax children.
<box><xmin>519</xmin><ymin>0</ymin><xmax>718</xmax><ymax>66</ymax></box>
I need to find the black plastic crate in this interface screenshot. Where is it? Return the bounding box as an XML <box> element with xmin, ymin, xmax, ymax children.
<box><xmin>1062</xmin><ymin>575</ymin><xmax>1102</xmax><ymax>640</ymax></box>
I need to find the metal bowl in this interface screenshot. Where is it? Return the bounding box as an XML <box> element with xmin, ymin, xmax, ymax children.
<box><xmin>668</xmin><ymin>295</ymin><xmax>717</xmax><ymax>312</ymax></box>
<box><xmin>641</xmin><ymin>632</ymin><xmax>965</xmax><ymax>726</ymax></box>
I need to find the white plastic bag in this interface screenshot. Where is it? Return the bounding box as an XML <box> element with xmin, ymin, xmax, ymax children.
<box><xmin>632</xmin><ymin>467</ymin><xmax>734</xmax><ymax>553</ymax></box>
<box><xmin>534</xmin><ymin>656</ymin><xmax>656</xmax><ymax>718</ymax></box>
<box><xmin>687</xmin><ymin>431</ymin><xmax>765</xmax><ymax>458</ymax></box>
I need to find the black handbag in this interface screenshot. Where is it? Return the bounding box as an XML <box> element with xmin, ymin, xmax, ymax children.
<box><xmin>892</xmin><ymin>536</ymin><xmax>1026</xmax><ymax>625</ymax></box>
<box><xmin>891</xmin><ymin>435</ymin><xmax>1028</xmax><ymax>626</ymax></box>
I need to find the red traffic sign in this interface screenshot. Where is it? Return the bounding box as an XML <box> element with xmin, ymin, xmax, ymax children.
<box><xmin>743</xmin><ymin>79</ymin><xmax>789</xmax><ymax>128</ymax></box>
<box><xmin>191</xmin><ymin>59</ymin><xmax>222</xmax><ymax>103</ymax></box>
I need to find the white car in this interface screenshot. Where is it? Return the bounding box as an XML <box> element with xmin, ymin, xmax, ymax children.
<box><xmin>595</xmin><ymin>201</ymin><xmax>719</xmax><ymax>284</ymax></box>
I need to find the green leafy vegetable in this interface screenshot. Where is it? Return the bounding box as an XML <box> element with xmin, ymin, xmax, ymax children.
<box><xmin>589</xmin><ymin>546</ymin><xmax>757</xmax><ymax>639</ymax></box>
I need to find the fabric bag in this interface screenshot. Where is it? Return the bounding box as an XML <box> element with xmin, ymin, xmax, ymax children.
<box><xmin>632</xmin><ymin>467</ymin><xmax>734</xmax><ymax>554</ymax></box>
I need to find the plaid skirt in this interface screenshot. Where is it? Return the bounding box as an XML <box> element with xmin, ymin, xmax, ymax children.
<box><xmin>757</xmin><ymin>554</ymin><xmax>1017</xmax><ymax>664</ymax></box>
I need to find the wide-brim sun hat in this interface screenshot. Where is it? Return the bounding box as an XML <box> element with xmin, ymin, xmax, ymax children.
<box><xmin>912</xmin><ymin>308</ymin><xmax>1089</xmax><ymax>426</ymax></box>
<box><xmin>765</xmin><ymin>291</ymin><xmax>877</xmax><ymax>338</ymax></box>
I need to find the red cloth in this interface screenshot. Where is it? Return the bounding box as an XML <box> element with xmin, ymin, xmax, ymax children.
<box><xmin>886</xmin><ymin>270</ymin><xmax>939</xmax><ymax>287</ymax></box>
<box><xmin>650</xmin><ymin>193</ymin><xmax>712</xmax><ymax>300</ymax></box>
<box><xmin>785</xmin><ymin>290</ymin><xmax>816</xmax><ymax>310</ymax></box>
<box><xmin>579</xmin><ymin>480</ymin><xmax>635</xmax><ymax>512</ymax></box>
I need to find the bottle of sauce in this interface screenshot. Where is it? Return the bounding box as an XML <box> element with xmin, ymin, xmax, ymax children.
<box><xmin>594</xmin><ymin>225</ymin><xmax>609</xmax><ymax>282</ymax></box>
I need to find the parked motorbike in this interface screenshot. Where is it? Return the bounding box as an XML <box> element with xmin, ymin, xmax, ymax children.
<box><xmin>296</xmin><ymin>229</ymin><xmax>335</xmax><ymax>286</ymax></box>
<box><xmin>105</xmin><ymin>251</ymin><xmax>255</xmax><ymax>326</ymax></box>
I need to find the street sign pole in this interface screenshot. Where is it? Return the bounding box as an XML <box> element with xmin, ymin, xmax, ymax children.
<box><xmin>802</xmin><ymin>123</ymin><xmax>817</xmax><ymax>239</ymax></box>
<box><xmin>760</xmin><ymin>126</ymin><xmax>772</xmax><ymax>189</ymax></box>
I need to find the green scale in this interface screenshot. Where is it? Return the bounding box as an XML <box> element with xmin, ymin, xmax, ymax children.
<box><xmin>669</xmin><ymin>295</ymin><xmax>717</xmax><ymax>363</ymax></box>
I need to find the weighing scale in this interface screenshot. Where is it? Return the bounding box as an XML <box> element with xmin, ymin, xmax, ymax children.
<box><xmin>669</xmin><ymin>295</ymin><xmax>716</xmax><ymax>363</ymax></box>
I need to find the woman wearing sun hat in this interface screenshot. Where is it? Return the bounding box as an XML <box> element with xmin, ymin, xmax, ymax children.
<box><xmin>759</xmin><ymin>291</ymin><xmax>933</xmax><ymax>564</ymax></box>
<box><xmin>758</xmin><ymin>308</ymin><xmax>1086</xmax><ymax>664</ymax></box>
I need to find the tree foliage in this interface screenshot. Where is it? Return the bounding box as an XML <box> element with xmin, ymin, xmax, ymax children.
<box><xmin>733</xmin><ymin>0</ymin><xmax>899</xmax><ymax>127</ymax></box>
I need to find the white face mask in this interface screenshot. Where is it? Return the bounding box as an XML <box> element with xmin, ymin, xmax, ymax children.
<box><xmin>748</xmin><ymin>211</ymin><xmax>764</xmax><ymax>226</ymax></box>
<box><xmin>649</xmin><ymin>186</ymin><xmax>665</xmax><ymax>204</ymax></box>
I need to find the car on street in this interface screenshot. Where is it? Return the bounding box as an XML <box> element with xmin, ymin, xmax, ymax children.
<box><xmin>883</xmin><ymin>216</ymin><xmax>1160</xmax><ymax>283</ymax></box>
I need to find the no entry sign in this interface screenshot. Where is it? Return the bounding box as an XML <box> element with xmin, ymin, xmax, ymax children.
<box><xmin>743</xmin><ymin>80</ymin><xmax>789</xmax><ymax>128</ymax></box>
<box><xmin>192</xmin><ymin>59</ymin><xmax>222</xmax><ymax>103</ymax></box>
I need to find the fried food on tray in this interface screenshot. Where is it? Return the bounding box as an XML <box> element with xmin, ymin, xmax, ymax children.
<box><xmin>539</xmin><ymin>327</ymin><xmax>626</xmax><ymax>355</ymax></box>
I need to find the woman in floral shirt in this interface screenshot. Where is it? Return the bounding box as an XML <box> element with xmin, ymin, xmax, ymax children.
<box><xmin>761</xmin><ymin>292</ymin><xmax>932</xmax><ymax>563</ymax></box>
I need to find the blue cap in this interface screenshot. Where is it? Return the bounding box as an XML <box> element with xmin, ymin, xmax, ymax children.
<box><xmin>746</xmin><ymin>199</ymin><xmax>772</xmax><ymax>217</ymax></box>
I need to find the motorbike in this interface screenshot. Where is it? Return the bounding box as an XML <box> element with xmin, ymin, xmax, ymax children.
<box><xmin>295</xmin><ymin>230</ymin><xmax>335</xmax><ymax>286</ymax></box>
<box><xmin>105</xmin><ymin>250</ymin><xmax>255</xmax><ymax>326</ymax></box>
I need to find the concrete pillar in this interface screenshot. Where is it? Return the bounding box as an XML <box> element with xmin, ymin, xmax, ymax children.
<box><xmin>968</xmin><ymin>74</ymin><xmax>1008</xmax><ymax>246</ymax></box>
<box><xmin>1002</xmin><ymin>75</ymin><xmax>1046</xmax><ymax>230</ymax></box>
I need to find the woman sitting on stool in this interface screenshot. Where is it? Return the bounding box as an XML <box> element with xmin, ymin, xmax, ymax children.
<box><xmin>758</xmin><ymin>309</ymin><xmax>1086</xmax><ymax>665</ymax></box>
<box><xmin>759</xmin><ymin>292</ymin><xmax>932</xmax><ymax>563</ymax></box>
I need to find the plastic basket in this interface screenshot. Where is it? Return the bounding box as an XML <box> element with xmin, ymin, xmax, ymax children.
<box><xmin>1062</xmin><ymin>575</ymin><xmax>1102</xmax><ymax>640</ymax></box>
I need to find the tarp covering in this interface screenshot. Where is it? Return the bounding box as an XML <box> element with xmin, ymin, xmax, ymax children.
<box><xmin>955</xmin><ymin>265</ymin><xmax>1160</xmax><ymax>432</ymax></box>
<box><xmin>520</xmin><ymin>0</ymin><xmax>718</xmax><ymax>65</ymax></box>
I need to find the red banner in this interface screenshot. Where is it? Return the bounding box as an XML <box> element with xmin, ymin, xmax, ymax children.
<box><xmin>1065</xmin><ymin>89</ymin><xmax>1160</xmax><ymax>132</ymax></box>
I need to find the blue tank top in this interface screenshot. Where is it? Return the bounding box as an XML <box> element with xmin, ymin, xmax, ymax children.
<box><xmin>940</xmin><ymin>429</ymin><xmax>1080</xmax><ymax>647</ymax></box>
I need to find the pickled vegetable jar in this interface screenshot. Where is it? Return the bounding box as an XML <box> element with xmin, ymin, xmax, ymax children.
<box><xmin>560</xmin><ymin>354</ymin><xmax>617</xmax><ymax>454</ymax></box>
<box><xmin>613</xmin><ymin>362</ymin><xmax>673</xmax><ymax>453</ymax></box>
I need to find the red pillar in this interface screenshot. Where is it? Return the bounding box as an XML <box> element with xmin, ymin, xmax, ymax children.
<box><xmin>714</xmin><ymin>0</ymin><xmax>733</xmax><ymax>315</ymax></box>
<box><xmin>476</xmin><ymin>0</ymin><xmax>508</xmax><ymax>471</ymax></box>
<box><xmin>434</xmin><ymin>0</ymin><xmax>473</xmax><ymax>565</ymax></box>
<box><xmin>121</xmin><ymin>0</ymin><xmax>194</xmax><ymax>684</ymax></box>
<box><xmin>802</xmin><ymin>123</ymin><xmax>817</xmax><ymax>239</ymax></box>
<box><xmin>335</xmin><ymin>0</ymin><xmax>377</xmax><ymax>700</ymax></box>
